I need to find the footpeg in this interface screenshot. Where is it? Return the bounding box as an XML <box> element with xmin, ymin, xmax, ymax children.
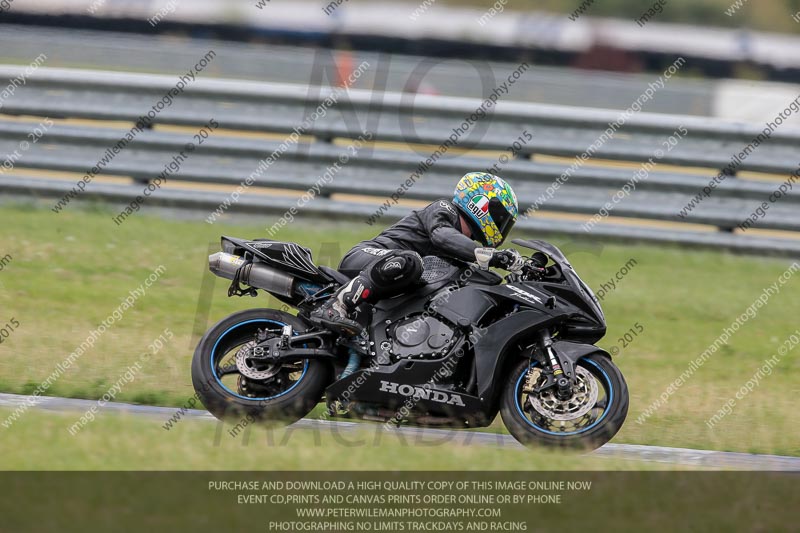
<box><xmin>280</xmin><ymin>325</ymin><xmax>293</xmax><ymax>348</ymax></box>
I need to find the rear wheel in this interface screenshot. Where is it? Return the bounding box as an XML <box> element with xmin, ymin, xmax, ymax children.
<box><xmin>500</xmin><ymin>354</ymin><xmax>628</xmax><ymax>450</ymax></box>
<box><xmin>191</xmin><ymin>309</ymin><xmax>331</xmax><ymax>426</ymax></box>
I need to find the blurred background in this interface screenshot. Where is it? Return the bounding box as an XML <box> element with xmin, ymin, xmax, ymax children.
<box><xmin>0</xmin><ymin>0</ymin><xmax>798</xmax><ymax>469</ymax></box>
<box><xmin>1</xmin><ymin>0</ymin><xmax>800</xmax><ymax>117</ymax></box>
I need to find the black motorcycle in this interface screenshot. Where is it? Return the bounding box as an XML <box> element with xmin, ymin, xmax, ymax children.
<box><xmin>191</xmin><ymin>236</ymin><xmax>629</xmax><ymax>450</ymax></box>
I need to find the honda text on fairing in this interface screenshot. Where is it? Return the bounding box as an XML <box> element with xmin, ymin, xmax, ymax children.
<box><xmin>191</xmin><ymin>237</ymin><xmax>629</xmax><ymax>449</ymax></box>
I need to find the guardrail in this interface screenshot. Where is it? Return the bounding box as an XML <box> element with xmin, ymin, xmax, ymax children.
<box><xmin>1</xmin><ymin>66</ymin><xmax>799</xmax><ymax>256</ymax></box>
<box><xmin>0</xmin><ymin>24</ymin><xmax>714</xmax><ymax>115</ymax></box>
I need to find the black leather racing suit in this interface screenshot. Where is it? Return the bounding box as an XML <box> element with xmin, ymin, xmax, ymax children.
<box><xmin>311</xmin><ymin>199</ymin><xmax>482</xmax><ymax>335</ymax></box>
<box><xmin>339</xmin><ymin>199</ymin><xmax>479</xmax><ymax>278</ymax></box>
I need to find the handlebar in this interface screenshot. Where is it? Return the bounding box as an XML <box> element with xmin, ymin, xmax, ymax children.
<box><xmin>505</xmin><ymin>252</ymin><xmax>549</xmax><ymax>282</ymax></box>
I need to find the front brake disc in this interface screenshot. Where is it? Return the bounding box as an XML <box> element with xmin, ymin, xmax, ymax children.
<box><xmin>527</xmin><ymin>366</ymin><xmax>599</xmax><ymax>421</ymax></box>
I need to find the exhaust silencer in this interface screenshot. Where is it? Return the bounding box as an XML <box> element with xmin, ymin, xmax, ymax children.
<box><xmin>208</xmin><ymin>252</ymin><xmax>294</xmax><ymax>297</ymax></box>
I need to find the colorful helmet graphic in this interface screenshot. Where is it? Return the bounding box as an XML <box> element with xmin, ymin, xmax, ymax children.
<box><xmin>453</xmin><ymin>172</ymin><xmax>518</xmax><ymax>247</ymax></box>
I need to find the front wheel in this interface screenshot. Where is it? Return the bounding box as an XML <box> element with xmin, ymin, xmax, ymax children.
<box><xmin>500</xmin><ymin>354</ymin><xmax>628</xmax><ymax>450</ymax></box>
<box><xmin>191</xmin><ymin>308</ymin><xmax>331</xmax><ymax>426</ymax></box>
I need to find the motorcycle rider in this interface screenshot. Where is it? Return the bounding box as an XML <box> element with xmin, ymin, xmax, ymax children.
<box><xmin>310</xmin><ymin>172</ymin><xmax>524</xmax><ymax>336</ymax></box>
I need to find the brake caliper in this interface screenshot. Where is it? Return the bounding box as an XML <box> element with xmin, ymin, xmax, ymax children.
<box><xmin>522</xmin><ymin>366</ymin><xmax>542</xmax><ymax>393</ymax></box>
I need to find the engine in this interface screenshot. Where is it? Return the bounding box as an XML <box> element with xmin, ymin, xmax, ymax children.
<box><xmin>387</xmin><ymin>315</ymin><xmax>458</xmax><ymax>360</ymax></box>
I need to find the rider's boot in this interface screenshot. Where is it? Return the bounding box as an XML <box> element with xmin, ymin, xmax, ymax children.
<box><xmin>310</xmin><ymin>275</ymin><xmax>373</xmax><ymax>337</ymax></box>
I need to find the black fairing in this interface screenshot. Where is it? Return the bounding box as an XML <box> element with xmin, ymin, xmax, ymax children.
<box><xmin>463</xmin><ymin>266</ymin><xmax>504</xmax><ymax>286</ymax></box>
<box><xmin>513</xmin><ymin>238</ymin><xmax>606</xmax><ymax>327</ymax></box>
<box><xmin>429</xmin><ymin>285</ymin><xmax>497</xmax><ymax>327</ymax></box>
<box><xmin>363</xmin><ymin>243</ymin><xmax>604</xmax><ymax>415</ymax></box>
<box><xmin>472</xmin><ymin>310</ymin><xmax>562</xmax><ymax>401</ymax></box>
<box><xmin>221</xmin><ymin>236</ymin><xmax>333</xmax><ymax>284</ymax></box>
<box><xmin>325</xmin><ymin>356</ymin><xmax>483</xmax><ymax>420</ymax></box>
<box><xmin>216</xmin><ymin>235</ymin><xmax>609</xmax><ymax>426</ymax></box>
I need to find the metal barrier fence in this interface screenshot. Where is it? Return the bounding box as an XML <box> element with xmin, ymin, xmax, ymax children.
<box><xmin>1</xmin><ymin>66</ymin><xmax>799</xmax><ymax>256</ymax></box>
<box><xmin>0</xmin><ymin>24</ymin><xmax>714</xmax><ymax>115</ymax></box>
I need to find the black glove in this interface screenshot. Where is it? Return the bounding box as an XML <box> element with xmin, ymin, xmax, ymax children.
<box><xmin>489</xmin><ymin>249</ymin><xmax>525</xmax><ymax>272</ymax></box>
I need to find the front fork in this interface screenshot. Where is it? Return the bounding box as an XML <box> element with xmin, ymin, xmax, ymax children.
<box><xmin>530</xmin><ymin>330</ymin><xmax>577</xmax><ymax>400</ymax></box>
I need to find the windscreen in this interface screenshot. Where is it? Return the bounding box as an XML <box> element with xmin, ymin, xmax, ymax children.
<box><xmin>512</xmin><ymin>238</ymin><xmax>605</xmax><ymax>323</ymax></box>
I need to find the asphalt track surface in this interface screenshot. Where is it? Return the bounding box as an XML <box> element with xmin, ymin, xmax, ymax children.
<box><xmin>2</xmin><ymin>392</ymin><xmax>798</xmax><ymax>471</ymax></box>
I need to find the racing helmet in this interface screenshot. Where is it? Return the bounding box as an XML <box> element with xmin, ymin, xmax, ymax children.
<box><xmin>452</xmin><ymin>172</ymin><xmax>518</xmax><ymax>247</ymax></box>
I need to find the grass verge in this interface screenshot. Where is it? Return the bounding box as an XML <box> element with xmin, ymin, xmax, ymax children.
<box><xmin>0</xmin><ymin>408</ymin><xmax>682</xmax><ymax>471</ymax></box>
<box><xmin>0</xmin><ymin>203</ymin><xmax>798</xmax><ymax>456</ymax></box>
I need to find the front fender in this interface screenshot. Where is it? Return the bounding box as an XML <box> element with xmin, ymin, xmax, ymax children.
<box><xmin>552</xmin><ymin>340</ymin><xmax>612</xmax><ymax>364</ymax></box>
<box><xmin>551</xmin><ymin>340</ymin><xmax>611</xmax><ymax>382</ymax></box>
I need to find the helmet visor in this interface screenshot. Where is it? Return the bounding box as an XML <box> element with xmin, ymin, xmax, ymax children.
<box><xmin>488</xmin><ymin>197</ymin><xmax>516</xmax><ymax>240</ymax></box>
